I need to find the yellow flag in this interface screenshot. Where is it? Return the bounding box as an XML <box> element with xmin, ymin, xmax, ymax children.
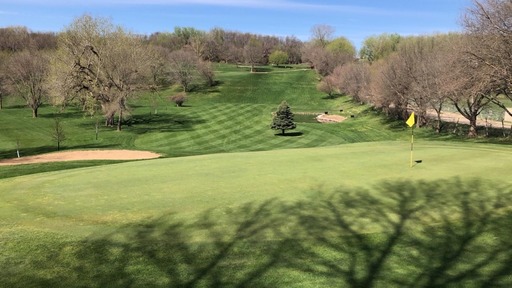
<box><xmin>406</xmin><ymin>112</ymin><xmax>415</xmax><ymax>127</ymax></box>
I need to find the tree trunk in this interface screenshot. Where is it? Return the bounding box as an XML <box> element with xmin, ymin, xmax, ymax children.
<box><xmin>117</xmin><ymin>109</ymin><xmax>122</xmax><ymax>131</ymax></box>
<box><xmin>435</xmin><ymin>110</ymin><xmax>442</xmax><ymax>133</ymax></box>
<box><xmin>32</xmin><ymin>107</ymin><xmax>38</xmax><ymax>118</ymax></box>
<box><xmin>105</xmin><ymin>114</ymin><xmax>115</xmax><ymax>126</ymax></box>
<box><xmin>95</xmin><ymin>120</ymin><xmax>99</xmax><ymax>140</ymax></box>
<box><xmin>417</xmin><ymin>111</ymin><xmax>428</xmax><ymax>128</ymax></box>
<box><xmin>281</xmin><ymin>129</ymin><xmax>285</xmax><ymax>135</ymax></box>
<box><xmin>468</xmin><ymin>117</ymin><xmax>478</xmax><ymax>137</ymax></box>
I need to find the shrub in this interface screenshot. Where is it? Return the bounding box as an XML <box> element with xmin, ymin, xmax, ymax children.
<box><xmin>170</xmin><ymin>92</ymin><xmax>187</xmax><ymax>107</ymax></box>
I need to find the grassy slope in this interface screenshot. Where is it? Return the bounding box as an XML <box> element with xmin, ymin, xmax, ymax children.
<box><xmin>2</xmin><ymin>64</ymin><xmax>512</xmax><ymax>287</ymax></box>
<box><xmin>0</xmin><ymin>65</ymin><xmax>403</xmax><ymax>167</ymax></box>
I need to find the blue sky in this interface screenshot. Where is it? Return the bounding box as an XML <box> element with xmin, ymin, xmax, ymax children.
<box><xmin>0</xmin><ymin>0</ymin><xmax>471</xmax><ymax>49</ymax></box>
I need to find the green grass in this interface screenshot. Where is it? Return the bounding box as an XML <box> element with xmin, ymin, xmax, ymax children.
<box><xmin>0</xmin><ymin>160</ymin><xmax>127</xmax><ymax>179</ymax></box>
<box><xmin>2</xmin><ymin>141</ymin><xmax>511</xmax><ymax>226</ymax></box>
<box><xmin>1</xmin><ymin>64</ymin><xmax>512</xmax><ymax>287</ymax></box>
<box><xmin>0</xmin><ymin>65</ymin><xmax>404</xmax><ymax>163</ymax></box>
<box><xmin>1</xmin><ymin>141</ymin><xmax>512</xmax><ymax>287</ymax></box>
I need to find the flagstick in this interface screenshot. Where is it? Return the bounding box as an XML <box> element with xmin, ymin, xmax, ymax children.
<box><xmin>410</xmin><ymin>127</ymin><xmax>414</xmax><ymax>168</ymax></box>
<box><xmin>405</xmin><ymin>112</ymin><xmax>415</xmax><ymax>167</ymax></box>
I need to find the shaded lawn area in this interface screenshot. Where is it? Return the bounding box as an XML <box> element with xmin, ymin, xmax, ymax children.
<box><xmin>1</xmin><ymin>178</ymin><xmax>511</xmax><ymax>287</ymax></box>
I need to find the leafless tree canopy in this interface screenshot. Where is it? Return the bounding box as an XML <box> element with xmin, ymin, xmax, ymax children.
<box><xmin>168</xmin><ymin>49</ymin><xmax>200</xmax><ymax>92</ymax></box>
<box><xmin>243</xmin><ymin>37</ymin><xmax>264</xmax><ymax>72</ymax></box>
<box><xmin>463</xmin><ymin>0</ymin><xmax>512</xmax><ymax>115</ymax></box>
<box><xmin>51</xmin><ymin>15</ymin><xmax>152</xmax><ymax>130</ymax></box>
<box><xmin>4</xmin><ymin>50</ymin><xmax>49</xmax><ymax>117</ymax></box>
<box><xmin>310</xmin><ymin>24</ymin><xmax>335</xmax><ymax>47</ymax></box>
<box><xmin>0</xmin><ymin>27</ymin><xmax>57</xmax><ymax>52</ymax></box>
<box><xmin>303</xmin><ymin>26</ymin><xmax>356</xmax><ymax>76</ymax></box>
<box><xmin>332</xmin><ymin>62</ymin><xmax>371</xmax><ymax>103</ymax></box>
<box><xmin>322</xmin><ymin>0</ymin><xmax>512</xmax><ymax>137</ymax></box>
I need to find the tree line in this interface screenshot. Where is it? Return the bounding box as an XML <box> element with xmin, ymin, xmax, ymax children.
<box><xmin>0</xmin><ymin>18</ymin><xmax>358</xmax><ymax>131</ymax></box>
<box><xmin>0</xmin><ymin>0</ymin><xmax>509</xmax><ymax>137</ymax></box>
<box><xmin>0</xmin><ymin>16</ymin><xmax>315</xmax><ymax>131</ymax></box>
<box><xmin>320</xmin><ymin>0</ymin><xmax>512</xmax><ymax>137</ymax></box>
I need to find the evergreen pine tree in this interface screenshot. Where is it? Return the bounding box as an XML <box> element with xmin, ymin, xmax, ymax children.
<box><xmin>271</xmin><ymin>100</ymin><xmax>296</xmax><ymax>135</ymax></box>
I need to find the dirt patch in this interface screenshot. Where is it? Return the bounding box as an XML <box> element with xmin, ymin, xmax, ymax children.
<box><xmin>0</xmin><ymin>150</ymin><xmax>161</xmax><ymax>166</ymax></box>
<box><xmin>426</xmin><ymin>110</ymin><xmax>508</xmax><ymax>127</ymax></box>
<box><xmin>316</xmin><ymin>114</ymin><xmax>346</xmax><ymax>123</ymax></box>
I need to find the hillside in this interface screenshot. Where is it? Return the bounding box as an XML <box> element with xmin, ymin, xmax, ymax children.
<box><xmin>2</xmin><ymin>64</ymin><xmax>512</xmax><ymax>287</ymax></box>
<box><xmin>0</xmin><ymin>64</ymin><xmax>407</xmax><ymax>161</ymax></box>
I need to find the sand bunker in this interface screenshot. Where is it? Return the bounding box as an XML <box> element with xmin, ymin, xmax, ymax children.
<box><xmin>316</xmin><ymin>114</ymin><xmax>346</xmax><ymax>123</ymax></box>
<box><xmin>0</xmin><ymin>150</ymin><xmax>161</xmax><ymax>166</ymax></box>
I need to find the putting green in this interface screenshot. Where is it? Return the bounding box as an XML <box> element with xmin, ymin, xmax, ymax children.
<box><xmin>1</xmin><ymin>140</ymin><xmax>511</xmax><ymax>236</ymax></box>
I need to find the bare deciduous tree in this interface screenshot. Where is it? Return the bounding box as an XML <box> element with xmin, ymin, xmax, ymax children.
<box><xmin>317</xmin><ymin>75</ymin><xmax>338</xmax><ymax>98</ymax></box>
<box><xmin>52</xmin><ymin>117</ymin><xmax>66</xmax><ymax>151</ymax></box>
<box><xmin>408</xmin><ymin>35</ymin><xmax>453</xmax><ymax>133</ymax></box>
<box><xmin>188</xmin><ymin>32</ymin><xmax>207</xmax><ymax>59</ymax></box>
<box><xmin>367</xmin><ymin>35</ymin><xmax>452</xmax><ymax>128</ymax></box>
<box><xmin>371</xmin><ymin>53</ymin><xmax>412</xmax><ymax>120</ymax></box>
<box><xmin>243</xmin><ymin>37</ymin><xmax>264</xmax><ymax>72</ymax></box>
<box><xmin>281</xmin><ymin>36</ymin><xmax>303</xmax><ymax>64</ymax></box>
<box><xmin>4</xmin><ymin>50</ymin><xmax>49</xmax><ymax>117</ymax></box>
<box><xmin>0</xmin><ymin>26</ymin><xmax>31</xmax><ymax>52</ymax></box>
<box><xmin>197</xmin><ymin>60</ymin><xmax>215</xmax><ymax>87</ymax></box>
<box><xmin>463</xmin><ymin>0</ymin><xmax>512</xmax><ymax>116</ymax></box>
<box><xmin>203</xmin><ymin>28</ymin><xmax>224</xmax><ymax>62</ymax></box>
<box><xmin>0</xmin><ymin>52</ymin><xmax>9</xmax><ymax>109</ymax></box>
<box><xmin>395</xmin><ymin>36</ymin><xmax>439</xmax><ymax>127</ymax></box>
<box><xmin>310</xmin><ymin>24</ymin><xmax>335</xmax><ymax>47</ymax></box>
<box><xmin>443</xmin><ymin>34</ymin><xmax>496</xmax><ymax>137</ymax></box>
<box><xmin>332</xmin><ymin>62</ymin><xmax>371</xmax><ymax>103</ymax></box>
<box><xmin>51</xmin><ymin>14</ymin><xmax>151</xmax><ymax>131</ymax></box>
<box><xmin>302</xmin><ymin>43</ymin><xmax>338</xmax><ymax>76</ymax></box>
<box><xmin>168</xmin><ymin>49</ymin><xmax>199</xmax><ymax>92</ymax></box>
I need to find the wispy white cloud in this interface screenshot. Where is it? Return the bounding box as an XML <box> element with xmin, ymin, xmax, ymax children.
<box><xmin>2</xmin><ymin>0</ymin><xmax>425</xmax><ymax>17</ymax></box>
<box><xmin>117</xmin><ymin>0</ymin><xmax>387</xmax><ymax>14</ymax></box>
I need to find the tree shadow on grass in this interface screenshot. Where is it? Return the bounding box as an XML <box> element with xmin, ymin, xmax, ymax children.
<box><xmin>2</xmin><ymin>104</ymin><xmax>28</xmax><ymax>109</ymax></box>
<box><xmin>321</xmin><ymin>94</ymin><xmax>344</xmax><ymax>100</ymax></box>
<box><xmin>274</xmin><ymin>132</ymin><xmax>303</xmax><ymax>137</ymax></box>
<box><xmin>252</xmin><ymin>67</ymin><xmax>272</xmax><ymax>73</ymax></box>
<box><xmin>75</xmin><ymin>112</ymin><xmax>207</xmax><ymax>135</ymax></box>
<box><xmin>56</xmin><ymin>200</ymin><xmax>292</xmax><ymax>288</ymax></box>
<box><xmin>287</xmin><ymin>178</ymin><xmax>512</xmax><ymax>287</ymax></box>
<box><xmin>3</xmin><ymin>178</ymin><xmax>512</xmax><ymax>287</ymax></box>
<box><xmin>38</xmin><ymin>110</ymin><xmax>84</xmax><ymax>119</ymax></box>
<box><xmin>187</xmin><ymin>81</ymin><xmax>223</xmax><ymax>93</ymax></box>
<box><xmin>126</xmin><ymin>113</ymin><xmax>206</xmax><ymax>134</ymax></box>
